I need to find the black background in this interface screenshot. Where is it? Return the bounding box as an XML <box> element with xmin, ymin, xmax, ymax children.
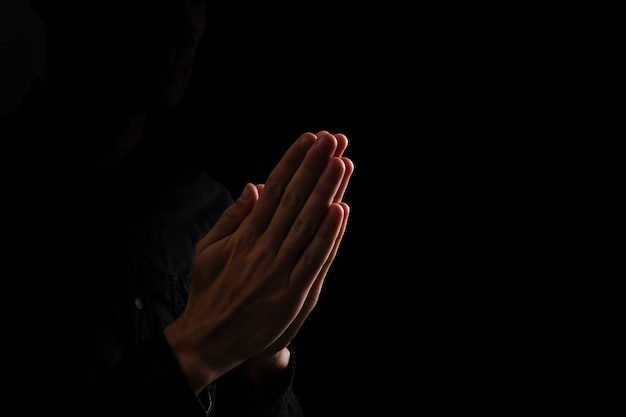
<box><xmin>0</xmin><ymin>1</ymin><xmax>491</xmax><ymax>417</ymax></box>
<box><xmin>3</xmin><ymin>2</ymin><xmax>595</xmax><ymax>414</ymax></box>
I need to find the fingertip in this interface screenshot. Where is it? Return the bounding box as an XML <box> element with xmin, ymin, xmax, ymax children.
<box><xmin>314</xmin><ymin>132</ymin><xmax>347</xmax><ymax>156</ymax></box>
<box><xmin>239</xmin><ymin>182</ymin><xmax>257</xmax><ymax>203</ymax></box>
<box><xmin>329</xmin><ymin>201</ymin><xmax>348</xmax><ymax>218</ymax></box>
<box><xmin>341</xmin><ymin>157</ymin><xmax>354</xmax><ymax>175</ymax></box>
<box><xmin>335</xmin><ymin>133</ymin><xmax>348</xmax><ymax>148</ymax></box>
<box><xmin>333</xmin><ymin>201</ymin><xmax>350</xmax><ymax>216</ymax></box>
<box><xmin>299</xmin><ymin>132</ymin><xmax>317</xmax><ymax>149</ymax></box>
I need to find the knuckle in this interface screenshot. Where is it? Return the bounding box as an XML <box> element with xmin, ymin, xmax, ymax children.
<box><xmin>219</xmin><ymin>205</ymin><xmax>239</xmax><ymax>223</ymax></box>
<box><xmin>280</xmin><ymin>190</ymin><xmax>302</xmax><ymax>210</ymax></box>
<box><xmin>292</xmin><ymin>216</ymin><xmax>313</xmax><ymax>236</ymax></box>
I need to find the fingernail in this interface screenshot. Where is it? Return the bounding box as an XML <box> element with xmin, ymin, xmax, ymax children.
<box><xmin>316</xmin><ymin>133</ymin><xmax>335</xmax><ymax>151</ymax></box>
<box><xmin>301</xmin><ymin>134</ymin><xmax>316</xmax><ymax>149</ymax></box>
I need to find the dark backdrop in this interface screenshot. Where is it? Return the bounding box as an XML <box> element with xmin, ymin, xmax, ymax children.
<box><xmin>3</xmin><ymin>2</ymin><xmax>572</xmax><ymax>413</ymax></box>
<box><xmin>3</xmin><ymin>2</ymin><xmax>585</xmax><ymax>414</ymax></box>
<box><xmin>1</xmin><ymin>2</ymin><xmax>413</xmax><ymax>415</ymax></box>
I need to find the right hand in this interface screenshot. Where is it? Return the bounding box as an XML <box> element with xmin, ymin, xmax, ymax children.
<box><xmin>164</xmin><ymin>131</ymin><xmax>354</xmax><ymax>393</ymax></box>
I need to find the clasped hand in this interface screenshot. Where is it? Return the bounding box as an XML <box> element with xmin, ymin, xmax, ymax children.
<box><xmin>164</xmin><ymin>131</ymin><xmax>354</xmax><ymax>393</ymax></box>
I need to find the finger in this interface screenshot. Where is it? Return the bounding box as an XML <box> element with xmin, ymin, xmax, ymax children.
<box><xmin>261</xmin><ymin>133</ymin><xmax>339</xmax><ymax>246</ymax></box>
<box><xmin>252</xmin><ymin>202</ymin><xmax>350</xmax><ymax>355</ymax></box>
<box><xmin>295</xmin><ymin>202</ymin><xmax>349</xmax><ymax>311</ymax></box>
<box><xmin>311</xmin><ymin>202</ymin><xmax>351</xmax><ymax>291</ymax></box>
<box><xmin>332</xmin><ymin>134</ymin><xmax>350</xmax><ymax>202</ymax></box>
<box><xmin>246</xmin><ymin>132</ymin><xmax>318</xmax><ymax>234</ymax></box>
<box><xmin>276</xmin><ymin>157</ymin><xmax>346</xmax><ymax>269</ymax></box>
<box><xmin>325</xmin><ymin>133</ymin><xmax>352</xmax><ymax>202</ymax></box>
<box><xmin>316</xmin><ymin>131</ymin><xmax>348</xmax><ymax>158</ymax></box>
<box><xmin>334</xmin><ymin>157</ymin><xmax>355</xmax><ymax>203</ymax></box>
<box><xmin>333</xmin><ymin>133</ymin><xmax>348</xmax><ymax>158</ymax></box>
<box><xmin>195</xmin><ymin>182</ymin><xmax>259</xmax><ymax>251</ymax></box>
<box><xmin>284</xmin><ymin>203</ymin><xmax>350</xmax><ymax>342</ymax></box>
<box><xmin>272</xmin><ymin>203</ymin><xmax>350</xmax><ymax>346</ymax></box>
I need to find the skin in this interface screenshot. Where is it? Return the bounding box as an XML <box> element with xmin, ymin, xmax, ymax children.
<box><xmin>34</xmin><ymin>0</ymin><xmax>354</xmax><ymax>397</ymax></box>
<box><xmin>166</xmin><ymin>131</ymin><xmax>354</xmax><ymax>393</ymax></box>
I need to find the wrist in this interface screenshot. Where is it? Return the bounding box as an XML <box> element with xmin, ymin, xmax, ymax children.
<box><xmin>241</xmin><ymin>347</ymin><xmax>291</xmax><ymax>385</ymax></box>
<box><xmin>163</xmin><ymin>318</ymin><xmax>224</xmax><ymax>394</ymax></box>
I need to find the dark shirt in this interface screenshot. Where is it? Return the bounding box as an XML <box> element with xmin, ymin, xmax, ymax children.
<box><xmin>0</xmin><ymin>81</ymin><xmax>304</xmax><ymax>416</ymax></box>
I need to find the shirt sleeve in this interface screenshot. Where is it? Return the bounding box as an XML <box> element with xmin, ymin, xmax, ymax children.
<box><xmin>210</xmin><ymin>343</ymin><xmax>305</xmax><ymax>417</ymax></box>
<box><xmin>88</xmin><ymin>330</ymin><xmax>209</xmax><ymax>416</ymax></box>
<box><xmin>87</xmin><ymin>332</ymin><xmax>304</xmax><ymax>417</ymax></box>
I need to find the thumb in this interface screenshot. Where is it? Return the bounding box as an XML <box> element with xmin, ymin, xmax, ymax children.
<box><xmin>195</xmin><ymin>183</ymin><xmax>258</xmax><ymax>251</ymax></box>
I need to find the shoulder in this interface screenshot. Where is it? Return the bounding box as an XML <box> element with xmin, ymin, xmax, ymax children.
<box><xmin>167</xmin><ymin>165</ymin><xmax>235</xmax><ymax>214</ymax></box>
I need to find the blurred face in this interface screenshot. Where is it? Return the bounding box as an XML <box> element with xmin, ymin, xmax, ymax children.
<box><xmin>64</xmin><ymin>0</ymin><xmax>206</xmax><ymax>113</ymax></box>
